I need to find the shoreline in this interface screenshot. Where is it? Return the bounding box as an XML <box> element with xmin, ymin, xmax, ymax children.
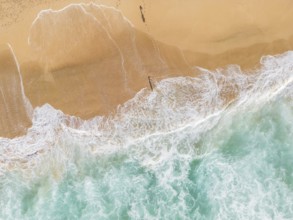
<box><xmin>1</xmin><ymin>1</ymin><xmax>293</xmax><ymax>138</ymax></box>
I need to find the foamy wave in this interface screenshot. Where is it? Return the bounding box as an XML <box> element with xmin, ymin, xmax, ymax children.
<box><xmin>1</xmin><ymin>50</ymin><xmax>293</xmax><ymax>175</ymax></box>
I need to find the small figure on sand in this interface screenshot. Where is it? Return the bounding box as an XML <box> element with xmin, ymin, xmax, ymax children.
<box><xmin>139</xmin><ymin>5</ymin><xmax>146</xmax><ymax>23</ymax></box>
<box><xmin>116</xmin><ymin>0</ymin><xmax>121</xmax><ymax>8</ymax></box>
<box><xmin>148</xmin><ymin>76</ymin><xmax>153</xmax><ymax>91</ymax></box>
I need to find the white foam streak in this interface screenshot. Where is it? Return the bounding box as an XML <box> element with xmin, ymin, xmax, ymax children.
<box><xmin>1</xmin><ymin>50</ymin><xmax>293</xmax><ymax>175</ymax></box>
<box><xmin>6</xmin><ymin>44</ymin><xmax>33</xmax><ymax>117</ymax></box>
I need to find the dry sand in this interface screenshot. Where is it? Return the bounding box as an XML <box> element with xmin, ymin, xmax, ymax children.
<box><xmin>1</xmin><ymin>0</ymin><xmax>293</xmax><ymax>138</ymax></box>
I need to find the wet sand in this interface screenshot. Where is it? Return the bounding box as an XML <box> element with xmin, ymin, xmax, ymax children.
<box><xmin>0</xmin><ymin>44</ymin><xmax>32</xmax><ymax>138</ymax></box>
<box><xmin>1</xmin><ymin>0</ymin><xmax>293</xmax><ymax>138</ymax></box>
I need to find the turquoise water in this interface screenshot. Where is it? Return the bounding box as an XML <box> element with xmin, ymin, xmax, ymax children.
<box><xmin>3</xmin><ymin>98</ymin><xmax>293</xmax><ymax>219</ymax></box>
<box><xmin>1</xmin><ymin>52</ymin><xmax>293</xmax><ymax>219</ymax></box>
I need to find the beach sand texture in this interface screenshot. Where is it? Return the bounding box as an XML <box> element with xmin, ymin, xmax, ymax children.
<box><xmin>1</xmin><ymin>0</ymin><xmax>293</xmax><ymax>138</ymax></box>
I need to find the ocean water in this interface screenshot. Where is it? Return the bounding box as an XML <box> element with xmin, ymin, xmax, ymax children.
<box><xmin>0</xmin><ymin>49</ymin><xmax>293</xmax><ymax>219</ymax></box>
<box><xmin>1</xmin><ymin>47</ymin><xmax>293</xmax><ymax>220</ymax></box>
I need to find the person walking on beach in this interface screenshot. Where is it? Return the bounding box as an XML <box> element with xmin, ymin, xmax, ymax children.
<box><xmin>139</xmin><ymin>5</ymin><xmax>146</xmax><ymax>23</ymax></box>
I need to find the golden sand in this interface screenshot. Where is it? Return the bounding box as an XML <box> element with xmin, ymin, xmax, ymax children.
<box><xmin>1</xmin><ymin>0</ymin><xmax>293</xmax><ymax>138</ymax></box>
<box><xmin>0</xmin><ymin>44</ymin><xmax>32</xmax><ymax>138</ymax></box>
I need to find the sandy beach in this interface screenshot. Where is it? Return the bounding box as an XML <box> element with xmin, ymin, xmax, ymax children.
<box><xmin>1</xmin><ymin>0</ymin><xmax>293</xmax><ymax>138</ymax></box>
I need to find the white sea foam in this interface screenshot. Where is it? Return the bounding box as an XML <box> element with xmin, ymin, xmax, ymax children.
<box><xmin>0</xmin><ymin>49</ymin><xmax>292</xmax><ymax>176</ymax></box>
